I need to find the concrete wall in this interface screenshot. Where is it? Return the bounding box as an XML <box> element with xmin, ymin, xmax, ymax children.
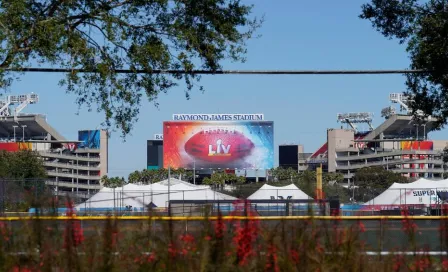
<box><xmin>298</xmin><ymin>144</ymin><xmax>304</xmax><ymax>154</ymax></box>
<box><xmin>432</xmin><ymin>140</ymin><xmax>448</xmax><ymax>151</ymax></box>
<box><xmin>327</xmin><ymin>129</ymin><xmax>354</xmax><ymax>172</ymax></box>
<box><xmin>32</xmin><ymin>142</ymin><xmax>50</xmax><ymax>151</ymax></box>
<box><xmin>100</xmin><ymin>130</ymin><xmax>109</xmax><ymax>181</ymax></box>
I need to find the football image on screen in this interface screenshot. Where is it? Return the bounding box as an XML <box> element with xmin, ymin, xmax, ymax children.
<box><xmin>163</xmin><ymin>121</ymin><xmax>273</xmax><ymax>169</ymax></box>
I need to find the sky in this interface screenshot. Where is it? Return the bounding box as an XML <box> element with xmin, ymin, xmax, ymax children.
<box><xmin>7</xmin><ymin>0</ymin><xmax>448</xmax><ymax>178</ymax></box>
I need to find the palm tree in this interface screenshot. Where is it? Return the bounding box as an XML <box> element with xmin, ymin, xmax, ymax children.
<box><xmin>176</xmin><ymin>168</ymin><xmax>187</xmax><ymax>180</ymax></box>
<box><xmin>128</xmin><ymin>170</ymin><xmax>142</xmax><ymax>184</ymax></box>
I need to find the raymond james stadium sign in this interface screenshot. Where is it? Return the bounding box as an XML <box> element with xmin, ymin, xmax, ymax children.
<box><xmin>172</xmin><ymin>114</ymin><xmax>264</xmax><ymax>121</ymax></box>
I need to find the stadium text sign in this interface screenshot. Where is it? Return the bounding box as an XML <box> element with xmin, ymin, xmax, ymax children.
<box><xmin>172</xmin><ymin>114</ymin><xmax>264</xmax><ymax>121</ymax></box>
<box><xmin>154</xmin><ymin>134</ymin><xmax>163</xmax><ymax>140</ymax></box>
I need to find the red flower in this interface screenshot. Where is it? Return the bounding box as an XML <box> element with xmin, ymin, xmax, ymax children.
<box><xmin>0</xmin><ymin>221</ymin><xmax>9</xmax><ymax>241</ymax></box>
<box><xmin>63</xmin><ymin>201</ymin><xmax>84</xmax><ymax>248</ymax></box>
<box><xmin>315</xmin><ymin>243</ymin><xmax>324</xmax><ymax>254</ymax></box>
<box><xmin>393</xmin><ymin>255</ymin><xmax>405</xmax><ymax>272</ymax></box>
<box><xmin>290</xmin><ymin>249</ymin><xmax>300</xmax><ymax>264</ymax></box>
<box><xmin>11</xmin><ymin>266</ymin><xmax>32</xmax><ymax>272</ymax></box>
<box><xmin>442</xmin><ymin>258</ymin><xmax>448</xmax><ymax>271</ymax></box>
<box><xmin>215</xmin><ymin>215</ymin><xmax>227</xmax><ymax>239</ymax></box>
<box><xmin>265</xmin><ymin>244</ymin><xmax>280</xmax><ymax>272</ymax></box>
<box><xmin>232</xmin><ymin>201</ymin><xmax>259</xmax><ymax>266</ymax></box>
<box><xmin>358</xmin><ymin>221</ymin><xmax>366</xmax><ymax>233</ymax></box>
<box><xmin>147</xmin><ymin>252</ymin><xmax>156</xmax><ymax>263</ymax></box>
<box><xmin>180</xmin><ymin>233</ymin><xmax>195</xmax><ymax>243</ymax></box>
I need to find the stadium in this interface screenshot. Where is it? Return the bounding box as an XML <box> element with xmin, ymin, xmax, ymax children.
<box><xmin>1</xmin><ymin>91</ymin><xmax>448</xmax><ymax>214</ymax></box>
<box><xmin>284</xmin><ymin>93</ymin><xmax>448</xmax><ymax>186</ymax></box>
<box><xmin>0</xmin><ymin>93</ymin><xmax>108</xmax><ymax>200</ymax></box>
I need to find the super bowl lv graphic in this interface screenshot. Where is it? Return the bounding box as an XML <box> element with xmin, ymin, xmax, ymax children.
<box><xmin>163</xmin><ymin>121</ymin><xmax>274</xmax><ymax>169</ymax></box>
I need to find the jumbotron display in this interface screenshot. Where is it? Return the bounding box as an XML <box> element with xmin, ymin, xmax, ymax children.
<box><xmin>163</xmin><ymin>121</ymin><xmax>274</xmax><ymax>169</ymax></box>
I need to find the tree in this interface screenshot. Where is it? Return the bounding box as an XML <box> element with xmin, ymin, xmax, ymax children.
<box><xmin>352</xmin><ymin>166</ymin><xmax>408</xmax><ymax>202</ymax></box>
<box><xmin>270</xmin><ymin>167</ymin><xmax>299</xmax><ymax>182</ymax></box>
<box><xmin>101</xmin><ymin>175</ymin><xmax>125</xmax><ymax>188</ymax></box>
<box><xmin>203</xmin><ymin>171</ymin><xmax>245</xmax><ymax>187</ymax></box>
<box><xmin>0</xmin><ymin>150</ymin><xmax>47</xmax><ymax>188</ymax></box>
<box><xmin>443</xmin><ymin>146</ymin><xmax>448</xmax><ymax>178</ymax></box>
<box><xmin>0</xmin><ymin>1</ymin><xmax>261</xmax><ymax>136</ymax></box>
<box><xmin>7</xmin><ymin>150</ymin><xmax>46</xmax><ymax>178</ymax></box>
<box><xmin>360</xmin><ymin>1</ymin><xmax>448</xmax><ymax>128</ymax></box>
<box><xmin>128</xmin><ymin>170</ymin><xmax>142</xmax><ymax>184</ymax></box>
<box><xmin>176</xmin><ymin>168</ymin><xmax>187</xmax><ymax>180</ymax></box>
<box><xmin>354</xmin><ymin>166</ymin><xmax>407</xmax><ymax>190</ymax></box>
<box><xmin>127</xmin><ymin>168</ymin><xmax>196</xmax><ymax>184</ymax></box>
<box><xmin>0</xmin><ymin>150</ymin><xmax>48</xmax><ymax>212</ymax></box>
<box><xmin>323</xmin><ymin>172</ymin><xmax>344</xmax><ymax>184</ymax></box>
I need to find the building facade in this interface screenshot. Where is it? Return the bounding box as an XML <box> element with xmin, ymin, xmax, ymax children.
<box><xmin>147</xmin><ymin>139</ymin><xmax>163</xmax><ymax>169</ymax></box>
<box><xmin>301</xmin><ymin>94</ymin><xmax>448</xmax><ymax>185</ymax></box>
<box><xmin>42</xmin><ymin>129</ymin><xmax>108</xmax><ymax>196</ymax></box>
<box><xmin>0</xmin><ymin>93</ymin><xmax>108</xmax><ymax>198</ymax></box>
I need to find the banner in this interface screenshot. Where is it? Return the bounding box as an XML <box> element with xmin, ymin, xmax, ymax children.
<box><xmin>400</xmin><ymin>141</ymin><xmax>433</xmax><ymax>178</ymax></box>
<box><xmin>0</xmin><ymin>142</ymin><xmax>32</xmax><ymax>152</ymax></box>
<box><xmin>163</xmin><ymin>121</ymin><xmax>274</xmax><ymax>169</ymax></box>
<box><xmin>78</xmin><ymin>130</ymin><xmax>101</xmax><ymax>149</ymax></box>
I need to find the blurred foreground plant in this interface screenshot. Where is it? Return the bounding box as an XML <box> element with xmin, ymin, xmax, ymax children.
<box><xmin>0</xmin><ymin>202</ymin><xmax>447</xmax><ymax>271</ymax></box>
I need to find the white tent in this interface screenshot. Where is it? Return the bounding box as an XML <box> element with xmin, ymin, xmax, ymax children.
<box><xmin>248</xmin><ymin>183</ymin><xmax>311</xmax><ymax>200</ymax></box>
<box><xmin>76</xmin><ymin>178</ymin><xmax>236</xmax><ymax>211</ymax></box>
<box><xmin>363</xmin><ymin>178</ymin><xmax>448</xmax><ymax>206</ymax></box>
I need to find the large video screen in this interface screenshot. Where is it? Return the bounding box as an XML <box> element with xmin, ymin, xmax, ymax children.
<box><xmin>163</xmin><ymin>121</ymin><xmax>274</xmax><ymax>169</ymax></box>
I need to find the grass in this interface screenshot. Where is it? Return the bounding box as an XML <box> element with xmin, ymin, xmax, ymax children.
<box><xmin>2</xmin><ymin>201</ymin><xmax>448</xmax><ymax>271</ymax></box>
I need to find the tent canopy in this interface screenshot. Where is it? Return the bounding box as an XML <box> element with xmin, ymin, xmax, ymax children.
<box><xmin>248</xmin><ymin>183</ymin><xmax>311</xmax><ymax>200</ymax></box>
<box><xmin>363</xmin><ymin>178</ymin><xmax>448</xmax><ymax>206</ymax></box>
<box><xmin>76</xmin><ymin>178</ymin><xmax>236</xmax><ymax>211</ymax></box>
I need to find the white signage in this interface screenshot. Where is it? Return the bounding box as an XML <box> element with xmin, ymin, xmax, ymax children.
<box><xmin>172</xmin><ymin>113</ymin><xmax>264</xmax><ymax>121</ymax></box>
<box><xmin>154</xmin><ymin>134</ymin><xmax>163</xmax><ymax>140</ymax></box>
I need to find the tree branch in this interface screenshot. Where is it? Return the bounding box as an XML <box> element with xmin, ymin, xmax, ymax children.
<box><xmin>47</xmin><ymin>0</ymin><xmax>65</xmax><ymax>17</ymax></box>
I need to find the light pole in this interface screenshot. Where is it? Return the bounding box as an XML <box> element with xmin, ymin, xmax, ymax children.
<box><xmin>12</xmin><ymin>125</ymin><xmax>18</xmax><ymax>142</ymax></box>
<box><xmin>21</xmin><ymin>125</ymin><xmax>27</xmax><ymax>142</ymax></box>
<box><xmin>422</xmin><ymin>123</ymin><xmax>427</xmax><ymax>140</ymax></box>
<box><xmin>168</xmin><ymin>166</ymin><xmax>171</xmax><ymax>215</ymax></box>
<box><xmin>415</xmin><ymin>124</ymin><xmax>419</xmax><ymax>141</ymax></box>
<box><xmin>191</xmin><ymin>162</ymin><xmax>195</xmax><ymax>185</ymax></box>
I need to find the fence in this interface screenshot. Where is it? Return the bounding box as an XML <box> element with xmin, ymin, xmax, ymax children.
<box><xmin>168</xmin><ymin>199</ymin><xmax>332</xmax><ymax>216</ymax></box>
<box><xmin>0</xmin><ymin>178</ymin><xmax>51</xmax><ymax>214</ymax></box>
<box><xmin>2</xmin><ymin>216</ymin><xmax>448</xmax><ymax>252</ymax></box>
<box><xmin>5</xmin><ymin>178</ymin><xmax>448</xmax><ymax>219</ymax></box>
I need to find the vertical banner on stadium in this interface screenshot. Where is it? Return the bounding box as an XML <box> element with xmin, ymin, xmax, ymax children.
<box><xmin>400</xmin><ymin>141</ymin><xmax>433</xmax><ymax>178</ymax></box>
<box><xmin>163</xmin><ymin>121</ymin><xmax>274</xmax><ymax>169</ymax></box>
<box><xmin>0</xmin><ymin>142</ymin><xmax>32</xmax><ymax>151</ymax></box>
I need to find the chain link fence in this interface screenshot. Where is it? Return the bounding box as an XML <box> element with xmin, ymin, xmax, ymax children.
<box><xmin>2</xmin><ymin>217</ymin><xmax>448</xmax><ymax>252</ymax></box>
<box><xmin>4</xmin><ymin>179</ymin><xmax>448</xmax><ymax>219</ymax></box>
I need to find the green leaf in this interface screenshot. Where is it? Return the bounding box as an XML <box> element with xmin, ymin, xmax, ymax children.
<box><xmin>0</xmin><ymin>0</ymin><xmax>261</xmax><ymax>137</ymax></box>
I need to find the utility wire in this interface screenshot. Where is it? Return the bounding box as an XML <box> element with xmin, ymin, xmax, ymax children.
<box><xmin>0</xmin><ymin>68</ymin><xmax>426</xmax><ymax>75</ymax></box>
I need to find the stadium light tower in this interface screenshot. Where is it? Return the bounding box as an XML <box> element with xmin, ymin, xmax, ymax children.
<box><xmin>389</xmin><ymin>93</ymin><xmax>424</xmax><ymax>116</ymax></box>
<box><xmin>336</xmin><ymin>112</ymin><xmax>374</xmax><ymax>132</ymax></box>
<box><xmin>12</xmin><ymin>125</ymin><xmax>18</xmax><ymax>142</ymax></box>
<box><xmin>21</xmin><ymin>125</ymin><xmax>27</xmax><ymax>142</ymax></box>
<box><xmin>0</xmin><ymin>93</ymin><xmax>39</xmax><ymax>119</ymax></box>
